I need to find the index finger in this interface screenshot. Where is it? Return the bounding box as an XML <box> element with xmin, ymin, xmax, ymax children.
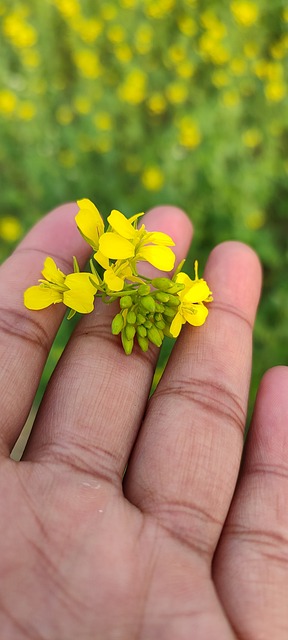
<box><xmin>0</xmin><ymin>203</ymin><xmax>91</xmax><ymax>454</ymax></box>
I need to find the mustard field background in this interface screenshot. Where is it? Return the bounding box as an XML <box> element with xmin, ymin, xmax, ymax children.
<box><xmin>0</xmin><ymin>0</ymin><xmax>287</xmax><ymax>420</ymax></box>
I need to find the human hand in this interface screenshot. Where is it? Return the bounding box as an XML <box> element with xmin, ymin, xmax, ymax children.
<box><xmin>0</xmin><ymin>203</ymin><xmax>287</xmax><ymax>640</ymax></box>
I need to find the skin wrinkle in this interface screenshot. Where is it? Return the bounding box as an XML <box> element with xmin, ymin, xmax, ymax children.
<box><xmin>210</xmin><ymin>299</ymin><xmax>254</xmax><ymax>331</ymax></box>
<box><xmin>151</xmin><ymin>377</ymin><xmax>246</xmax><ymax>438</ymax></box>
<box><xmin>0</xmin><ymin>306</ymin><xmax>51</xmax><ymax>353</ymax></box>
<box><xmin>14</xmin><ymin>245</ymin><xmax>77</xmax><ymax>275</ymax></box>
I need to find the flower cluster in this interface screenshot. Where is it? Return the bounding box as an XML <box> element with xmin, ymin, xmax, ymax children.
<box><xmin>24</xmin><ymin>200</ymin><xmax>212</xmax><ymax>354</ymax></box>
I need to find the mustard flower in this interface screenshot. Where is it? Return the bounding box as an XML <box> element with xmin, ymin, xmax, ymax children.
<box><xmin>169</xmin><ymin>262</ymin><xmax>213</xmax><ymax>337</ymax></box>
<box><xmin>75</xmin><ymin>198</ymin><xmax>109</xmax><ymax>268</ymax></box>
<box><xmin>99</xmin><ymin>209</ymin><xmax>176</xmax><ymax>272</ymax></box>
<box><xmin>24</xmin><ymin>257</ymin><xmax>98</xmax><ymax>314</ymax></box>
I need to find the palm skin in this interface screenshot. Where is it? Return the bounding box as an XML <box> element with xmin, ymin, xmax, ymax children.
<box><xmin>0</xmin><ymin>203</ymin><xmax>287</xmax><ymax>640</ymax></box>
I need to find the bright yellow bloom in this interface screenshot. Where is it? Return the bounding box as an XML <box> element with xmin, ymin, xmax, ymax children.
<box><xmin>103</xmin><ymin>260</ymin><xmax>142</xmax><ymax>292</ymax></box>
<box><xmin>24</xmin><ymin>257</ymin><xmax>98</xmax><ymax>314</ymax></box>
<box><xmin>170</xmin><ymin>263</ymin><xmax>212</xmax><ymax>337</ymax></box>
<box><xmin>99</xmin><ymin>209</ymin><xmax>175</xmax><ymax>272</ymax></box>
<box><xmin>231</xmin><ymin>1</ymin><xmax>259</xmax><ymax>27</ymax></box>
<box><xmin>75</xmin><ymin>199</ymin><xmax>105</xmax><ymax>251</ymax></box>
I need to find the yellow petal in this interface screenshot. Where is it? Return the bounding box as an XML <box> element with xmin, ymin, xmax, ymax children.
<box><xmin>129</xmin><ymin>211</ymin><xmax>145</xmax><ymax>224</ymax></box>
<box><xmin>75</xmin><ymin>200</ymin><xmax>104</xmax><ymax>250</ymax></box>
<box><xmin>42</xmin><ymin>257</ymin><xmax>65</xmax><ymax>285</ymax></box>
<box><xmin>184</xmin><ymin>280</ymin><xmax>211</xmax><ymax>303</ymax></box>
<box><xmin>63</xmin><ymin>273</ymin><xmax>96</xmax><ymax>313</ymax></box>
<box><xmin>175</xmin><ymin>272</ymin><xmax>194</xmax><ymax>296</ymax></box>
<box><xmin>24</xmin><ymin>285</ymin><xmax>62</xmax><ymax>310</ymax></box>
<box><xmin>170</xmin><ymin>312</ymin><xmax>184</xmax><ymax>337</ymax></box>
<box><xmin>104</xmin><ymin>268</ymin><xmax>124</xmax><ymax>291</ymax></box>
<box><xmin>146</xmin><ymin>231</ymin><xmax>175</xmax><ymax>246</ymax></box>
<box><xmin>99</xmin><ymin>232</ymin><xmax>135</xmax><ymax>259</ymax></box>
<box><xmin>138</xmin><ymin>245</ymin><xmax>175</xmax><ymax>271</ymax></box>
<box><xmin>94</xmin><ymin>250</ymin><xmax>110</xmax><ymax>269</ymax></box>
<box><xmin>107</xmin><ymin>210</ymin><xmax>136</xmax><ymax>240</ymax></box>
<box><xmin>183</xmin><ymin>303</ymin><xmax>208</xmax><ymax>326</ymax></box>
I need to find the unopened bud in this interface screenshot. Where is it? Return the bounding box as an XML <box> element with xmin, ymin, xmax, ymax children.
<box><xmin>138</xmin><ymin>284</ymin><xmax>151</xmax><ymax>296</ymax></box>
<box><xmin>136</xmin><ymin>312</ymin><xmax>146</xmax><ymax>324</ymax></box>
<box><xmin>120</xmin><ymin>295</ymin><xmax>133</xmax><ymax>309</ymax></box>
<box><xmin>121</xmin><ymin>331</ymin><xmax>134</xmax><ymax>355</ymax></box>
<box><xmin>163</xmin><ymin>307</ymin><xmax>177</xmax><ymax>318</ymax></box>
<box><xmin>166</xmin><ymin>294</ymin><xmax>181</xmax><ymax>307</ymax></box>
<box><xmin>155</xmin><ymin>292</ymin><xmax>170</xmax><ymax>303</ymax></box>
<box><xmin>151</xmin><ymin>277</ymin><xmax>171</xmax><ymax>291</ymax></box>
<box><xmin>111</xmin><ymin>313</ymin><xmax>124</xmax><ymax>335</ymax></box>
<box><xmin>126</xmin><ymin>310</ymin><xmax>136</xmax><ymax>324</ymax></box>
<box><xmin>137</xmin><ymin>336</ymin><xmax>149</xmax><ymax>352</ymax></box>
<box><xmin>140</xmin><ymin>295</ymin><xmax>156</xmax><ymax>313</ymax></box>
<box><xmin>137</xmin><ymin>325</ymin><xmax>147</xmax><ymax>338</ymax></box>
<box><xmin>147</xmin><ymin>325</ymin><xmax>163</xmax><ymax>348</ymax></box>
<box><xmin>125</xmin><ymin>324</ymin><xmax>136</xmax><ymax>340</ymax></box>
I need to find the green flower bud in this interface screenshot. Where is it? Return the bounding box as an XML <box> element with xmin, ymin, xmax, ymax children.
<box><xmin>125</xmin><ymin>324</ymin><xmax>136</xmax><ymax>340</ymax></box>
<box><xmin>126</xmin><ymin>310</ymin><xmax>137</xmax><ymax>324</ymax></box>
<box><xmin>155</xmin><ymin>319</ymin><xmax>166</xmax><ymax>330</ymax></box>
<box><xmin>147</xmin><ymin>325</ymin><xmax>163</xmax><ymax>348</ymax></box>
<box><xmin>155</xmin><ymin>302</ymin><xmax>165</xmax><ymax>313</ymax></box>
<box><xmin>136</xmin><ymin>312</ymin><xmax>146</xmax><ymax>324</ymax></box>
<box><xmin>137</xmin><ymin>325</ymin><xmax>147</xmax><ymax>338</ymax></box>
<box><xmin>163</xmin><ymin>307</ymin><xmax>178</xmax><ymax>318</ymax></box>
<box><xmin>155</xmin><ymin>291</ymin><xmax>170</xmax><ymax>303</ymax></box>
<box><xmin>120</xmin><ymin>295</ymin><xmax>133</xmax><ymax>309</ymax></box>
<box><xmin>137</xmin><ymin>336</ymin><xmax>149</xmax><ymax>352</ymax></box>
<box><xmin>140</xmin><ymin>295</ymin><xmax>156</xmax><ymax>313</ymax></box>
<box><xmin>166</xmin><ymin>294</ymin><xmax>181</xmax><ymax>307</ymax></box>
<box><xmin>151</xmin><ymin>277</ymin><xmax>171</xmax><ymax>291</ymax></box>
<box><xmin>144</xmin><ymin>320</ymin><xmax>153</xmax><ymax>329</ymax></box>
<box><xmin>155</xmin><ymin>312</ymin><xmax>163</xmax><ymax>322</ymax></box>
<box><xmin>138</xmin><ymin>284</ymin><xmax>151</xmax><ymax>296</ymax></box>
<box><xmin>111</xmin><ymin>312</ymin><xmax>124</xmax><ymax>335</ymax></box>
<box><xmin>167</xmin><ymin>283</ymin><xmax>185</xmax><ymax>294</ymax></box>
<box><xmin>121</xmin><ymin>331</ymin><xmax>134</xmax><ymax>355</ymax></box>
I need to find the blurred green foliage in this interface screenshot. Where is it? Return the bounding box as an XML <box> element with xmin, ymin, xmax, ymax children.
<box><xmin>0</xmin><ymin>0</ymin><xmax>288</xmax><ymax>419</ymax></box>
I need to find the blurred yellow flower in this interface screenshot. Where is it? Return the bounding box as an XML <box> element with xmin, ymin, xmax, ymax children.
<box><xmin>135</xmin><ymin>24</ymin><xmax>153</xmax><ymax>54</ymax></box>
<box><xmin>141</xmin><ymin>167</ymin><xmax>164</xmax><ymax>191</ymax></box>
<box><xmin>17</xmin><ymin>102</ymin><xmax>37</xmax><ymax>121</ymax></box>
<box><xmin>147</xmin><ymin>93</ymin><xmax>167</xmax><ymax>114</ymax></box>
<box><xmin>21</xmin><ymin>50</ymin><xmax>41</xmax><ymax>67</ymax></box>
<box><xmin>53</xmin><ymin>0</ymin><xmax>80</xmax><ymax>19</ymax></box>
<box><xmin>74</xmin><ymin>50</ymin><xmax>102</xmax><ymax>79</ymax></box>
<box><xmin>231</xmin><ymin>1</ymin><xmax>259</xmax><ymax>27</ymax></box>
<box><xmin>0</xmin><ymin>216</ymin><xmax>23</xmax><ymax>242</ymax></box>
<box><xmin>73</xmin><ymin>96</ymin><xmax>91</xmax><ymax>114</ymax></box>
<box><xmin>107</xmin><ymin>24</ymin><xmax>125</xmax><ymax>43</ymax></box>
<box><xmin>76</xmin><ymin>18</ymin><xmax>102</xmax><ymax>43</ymax></box>
<box><xmin>0</xmin><ymin>90</ymin><xmax>17</xmax><ymax>115</ymax></box>
<box><xmin>177</xmin><ymin>15</ymin><xmax>197</xmax><ymax>36</ymax></box>
<box><xmin>56</xmin><ymin>105</ymin><xmax>74</xmax><ymax>125</ymax></box>
<box><xmin>177</xmin><ymin>60</ymin><xmax>196</xmax><ymax>79</ymax></box>
<box><xmin>118</xmin><ymin>69</ymin><xmax>147</xmax><ymax>104</ymax></box>
<box><xmin>244</xmin><ymin>210</ymin><xmax>266</xmax><ymax>230</ymax></box>
<box><xmin>115</xmin><ymin>43</ymin><xmax>133</xmax><ymax>62</ymax></box>
<box><xmin>144</xmin><ymin>0</ymin><xmax>175</xmax><ymax>19</ymax></box>
<box><xmin>178</xmin><ymin>116</ymin><xmax>202</xmax><ymax>149</ymax></box>
<box><xmin>265</xmin><ymin>81</ymin><xmax>286</xmax><ymax>102</ymax></box>
<box><xmin>242</xmin><ymin>128</ymin><xmax>262</xmax><ymax>148</ymax></box>
<box><xmin>166</xmin><ymin>82</ymin><xmax>188</xmax><ymax>104</ymax></box>
<box><xmin>243</xmin><ymin>42</ymin><xmax>259</xmax><ymax>58</ymax></box>
<box><xmin>101</xmin><ymin>3</ymin><xmax>118</xmax><ymax>20</ymax></box>
<box><xmin>168</xmin><ymin>44</ymin><xmax>186</xmax><ymax>64</ymax></box>
<box><xmin>230</xmin><ymin>57</ymin><xmax>247</xmax><ymax>75</ymax></box>
<box><xmin>212</xmin><ymin>70</ymin><xmax>230</xmax><ymax>87</ymax></box>
<box><xmin>3</xmin><ymin>14</ymin><xmax>38</xmax><ymax>48</ymax></box>
<box><xmin>222</xmin><ymin>89</ymin><xmax>240</xmax><ymax>107</ymax></box>
<box><xmin>93</xmin><ymin>112</ymin><xmax>113</xmax><ymax>131</ymax></box>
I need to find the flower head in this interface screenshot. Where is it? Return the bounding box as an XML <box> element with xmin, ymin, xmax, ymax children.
<box><xmin>169</xmin><ymin>261</ymin><xmax>213</xmax><ymax>337</ymax></box>
<box><xmin>98</xmin><ymin>209</ymin><xmax>176</xmax><ymax>272</ymax></box>
<box><xmin>24</xmin><ymin>257</ymin><xmax>98</xmax><ymax>314</ymax></box>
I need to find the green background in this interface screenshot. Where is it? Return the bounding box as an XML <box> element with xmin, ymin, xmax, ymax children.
<box><xmin>1</xmin><ymin>0</ymin><xmax>287</xmax><ymax>426</ymax></box>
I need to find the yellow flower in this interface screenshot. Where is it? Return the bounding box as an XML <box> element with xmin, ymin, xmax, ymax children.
<box><xmin>231</xmin><ymin>1</ymin><xmax>259</xmax><ymax>27</ymax></box>
<box><xmin>170</xmin><ymin>262</ymin><xmax>212</xmax><ymax>337</ymax></box>
<box><xmin>75</xmin><ymin>198</ymin><xmax>105</xmax><ymax>251</ymax></box>
<box><xmin>103</xmin><ymin>260</ymin><xmax>142</xmax><ymax>292</ymax></box>
<box><xmin>24</xmin><ymin>257</ymin><xmax>97</xmax><ymax>314</ymax></box>
<box><xmin>0</xmin><ymin>216</ymin><xmax>23</xmax><ymax>242</ymax></box>
<box><xmin>141</xmin><ymin>166</ymin><xmax>164</xmax><ymax>190</ymax></box>
<box><xmin>99</xmin><ymin>209</ymin><xmax>176</xmax><ymax>272</ymax></box>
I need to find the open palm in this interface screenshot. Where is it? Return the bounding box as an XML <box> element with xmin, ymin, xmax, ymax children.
<box><xmin>1</xmin><ymin>203</ymin><xmax>287</xmax><ymax>640</ymax></box>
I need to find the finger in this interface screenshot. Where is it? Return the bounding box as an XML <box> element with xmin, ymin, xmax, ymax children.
<box><xmin>124</xmin><ymin>242</ymin><xmax>262</xmax><ymax>560</ymax></box>
<box><xmin>0</xmin><ymin>203</ymin><xmax>91</xmax><ymax>454</ymax></box>
<box><xmin>214</xmin><ymin>366</ymin><xmax>288</xmax><ymax>639</ymax></box>
<box><xmin>23</xmin><ymin>207</ymin><xmax>193</xmax><ymax>482</ymax></box>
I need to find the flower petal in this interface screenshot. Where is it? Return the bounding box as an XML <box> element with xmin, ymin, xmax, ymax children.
<box><xmin>170</xmin><ymin>312</ymin><xmax>184</xmax><ymax>337</ymax></box>
<box><xmin>107</xmin><ymin>210</ymin><xmax>136</xmax><ymax>240</ymax></box>
<box><xmin>184</xmin><ymin>280</ymin><xmax>212</xmax><ymax>303</ymax></box>
<box><xmin>183</xmin><ymin>303</ymin><xmax>209</xmax><ymax>326</ymax></box>
<box><xmin>104</xmin><ymin>268</ymin><xmax>124</xmax><ymax>292</ymax></box>
<box><xmin>24</xmin><ymin>285</ymin><xmax>62</xmax><ymax>310</ymax></box>
<box><xmin>99</xmin><ymin>232</ymin><xmax>135</xmax><ymax>260</ymax></box>
<box><xmin>138</xmin><ymin>245</ymin><xmax>175</xmax><ymax>271</ymax></box>
<box><xmin>94</xmin><ymin>250</ymin><xmax>110</xmax><ymax>269</ymax></box>
<box><xmin>63</xmin><ymin>273</ymin><xmax>97</xmax><ymax>313</ymax></box>
<box><xmin>42</xmin><ymin>257</ymin><xmax>65</xmax><ymax>285</ymax></box>
<box><xmin>146</xmin><ymin>231</ymin><xmax>175</xmax><ymax>247</ymax></box>
<box><xmin>129</xmin><ymin>211</ymin><xmax>145</xmax><ymax>225</ymax></box>
<box><xmin>76</xmin><ymin>200</ymin><xmax>104</xmax><ymax>250</ymax></box>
